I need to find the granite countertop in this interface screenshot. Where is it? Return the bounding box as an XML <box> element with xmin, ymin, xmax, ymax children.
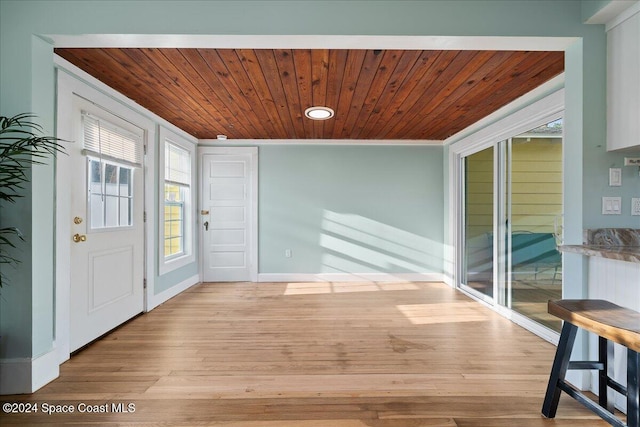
<box><xmin>559</xmin><ymin>244</ymin><xmax>640</xmax><ymax>263</ymax></box>
<box><xmin>558</xmin><ymin>228</ymin><xmax>640</xmax><ymax>264</ymax></box>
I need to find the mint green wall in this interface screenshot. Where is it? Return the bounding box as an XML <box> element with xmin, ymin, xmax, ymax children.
<box><xmin>0</xmin><ymin>0</ymin><xmax>609</xmax><ymax>364</ymax></box>
<box><xmin>155</xmin><ymin>262</ymin><xmax>199</xmax><ymax>294</ymax></box>
<box><xmin>584</xmin><ymin>149</ymin><xmax>640</xmax><ymax>228</ymax></box>
<box><xmin>259</xmin><ymin>146</ymin><xmax>444</xmax><ymax>275</ymax></box>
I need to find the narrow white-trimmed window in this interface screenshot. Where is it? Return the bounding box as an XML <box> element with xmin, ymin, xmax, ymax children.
<box><xmin>159</xmin><ymin>127</ymin><xmax>196</xmax><ymax>272</ymax></box>
<box><xmin>164</xmin><ymin>142</ymin><xmax>190</xmax><ymax>258</ymax></box>
<box><xmin>82</xmin><ymin>112</ymin><xmax>142</xmax><ymax>229</ymax></box>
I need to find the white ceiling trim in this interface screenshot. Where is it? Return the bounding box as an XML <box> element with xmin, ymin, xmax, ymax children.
<box><xmin>584</xmin><ymin>0</ymin><xmax>638</xmax><ymax>26</ymax></box>
<box><xmin>47</xmin><ymin>34</ymin><xmax>577</xmax><ymax>51</ymax></box>
<box><xmin>605</xmin><ymin>1</ymin><xmax>640</xmax><ymax>30</ymax></box>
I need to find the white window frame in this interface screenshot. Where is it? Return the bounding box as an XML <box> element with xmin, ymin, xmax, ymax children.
<box><xmin>86</xmin><ymin>156</ymin><xmax>136</xmax><ymax>231</ymax></box>
<box><xmin>80</xmin><ymin>109</ymin><xmax>144</xmax><ymax>233</ymax></box>
<box><xmin>158</xmin><ymin>126</ymin><xmax>197</xmax><ymax>274</ymax></box>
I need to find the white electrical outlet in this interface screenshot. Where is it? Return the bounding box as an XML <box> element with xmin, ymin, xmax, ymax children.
<box><xmin>632</xmin><ymin>198</ymin><xmax>640</xmax><ymax>216</ymax></box>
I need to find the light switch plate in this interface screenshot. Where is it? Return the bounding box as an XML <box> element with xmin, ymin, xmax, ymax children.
<box><xmin>602</xmin><ymin>197</ymin><xmax>622</xmax><ymax>215</ymax></box>
<box><xmin>609</xmin><ymin>168</ymin><xmax>622</xmax><ymax>186</ymax></box>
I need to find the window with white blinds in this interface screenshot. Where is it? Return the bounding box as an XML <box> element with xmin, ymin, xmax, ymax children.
<box><xmin>165</xmin><ymin>142</ymin><xmax>190</xmax><ymax>185</ymax></box>
<box><xmin>82</xmin><ymin>112</ymin><xmax>143</xmax><ymax>166</ymax></box>
<box><xmin>164</xmin><ymin>140</ymin><xmax>192</xmax><ymax>260</ymax></box>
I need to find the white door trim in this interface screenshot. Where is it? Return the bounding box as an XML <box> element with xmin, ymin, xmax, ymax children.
<box><xmin>55</xmin><ymin>70</ymin><xmax>155</xmax><ymax>364</ymax></box>
<box><xmin>198</xmin><ymin>146</ymin><xmax>258</xmax><ymax>283</ymax></box>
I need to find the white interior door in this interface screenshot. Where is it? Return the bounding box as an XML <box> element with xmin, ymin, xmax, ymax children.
<box><xmin>69</xmin><ymin>97</ymin><xmax>145</xmax><ymax>351</ymax></box>
<box><xmin>200</xmin><ymin>147</ymin><xmax>257</xmax><ymax>282</ymax></box>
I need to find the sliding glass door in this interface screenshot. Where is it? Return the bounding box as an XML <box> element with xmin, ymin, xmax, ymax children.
<box><xmin>460</xmin><ymin>117</ymin><xmax>563</xmax><ymax>333</ymax></box>
<box><xmin>462</xmin><ymin>146</ymin><xmax>495</xmax><ymax>302</ymax></box>
<box><xmin>507</xmin><ymin>119</ymin><xmax>563</xmax><ymax>332</ymax></box>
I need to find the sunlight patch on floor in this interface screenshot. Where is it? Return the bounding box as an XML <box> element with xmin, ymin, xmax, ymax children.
<box><xmin>284</xmin><ymin>281</ymin><xmax>420</xmax><ymax>295</ymax></box>
<box><xmin>396</xmin><ymin>301</ymin><xmax>490</xmax><ymax>325</ymax></box>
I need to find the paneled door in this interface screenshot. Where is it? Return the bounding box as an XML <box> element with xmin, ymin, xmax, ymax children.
<box><xmin>69</xmin><ymin>97</ymin><xmax>145</xmax><ymax>351</ymax></box>
<box><xmin>200</xmin><ymin>147</ymin><xmax>257</xmax><ymax>282</ymax></box>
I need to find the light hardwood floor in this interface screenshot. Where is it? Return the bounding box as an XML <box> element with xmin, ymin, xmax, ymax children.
<box><xmin>1</xmin><ymin>281</ymin><xmax>611</xmax><ymax>426</ymax></box>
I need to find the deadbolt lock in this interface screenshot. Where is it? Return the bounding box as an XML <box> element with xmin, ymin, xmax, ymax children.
<box><xmin>201</xmin><ymin>210</ymin><xmax>210</xmax><ymax>215</ymax></box>
<box><xmin>73</xmin><ymin>216</ymin><xmax>83</xmax><ymax>224</ymax></box>
<box><xmin>72</xmin><ymin>233</ymin><xmax>87</xmax><ymax>243</ymax></box>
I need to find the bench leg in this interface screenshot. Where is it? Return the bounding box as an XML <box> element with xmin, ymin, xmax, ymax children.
<box><xmin>629</xmin><ymin>349</ymin><xmax>640</xmax><ymax>427</ymax></box>
<box><xmin>599</xmin><ymin>337</ymin><xmax>615</xmax><ymax>412</ymax></box>
<box><xmin>542</xmin><ymin>321</ymin><xmax>578</xmax><ymax>418</ymax></box>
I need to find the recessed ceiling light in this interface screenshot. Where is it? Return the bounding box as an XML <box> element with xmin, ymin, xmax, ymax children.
<box><xmin>304</xmin><ymin>106</ymin><xmax>335</xmax><ymax>120</ymax></box>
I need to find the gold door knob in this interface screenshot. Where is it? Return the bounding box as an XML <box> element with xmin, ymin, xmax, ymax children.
<box><xmin>72</xmin><ymin>234</ymin><xmax>87</xmax><ymax>243</ymax></box>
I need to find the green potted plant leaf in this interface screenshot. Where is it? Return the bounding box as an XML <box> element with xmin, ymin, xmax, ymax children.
<box><xmin>0</xmin><ymin>113</ymin><xmax>65</xmax><ymax>289</ymax></box>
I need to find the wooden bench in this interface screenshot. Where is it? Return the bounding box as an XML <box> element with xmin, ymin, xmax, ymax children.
<box><xmin>542</xmin><ymin>299</ymin><xmax>640</xmax><ymax>427</ymax></box>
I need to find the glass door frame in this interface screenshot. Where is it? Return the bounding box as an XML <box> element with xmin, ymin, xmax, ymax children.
<box><xmin>449</xmin><ymin>88</ymin><xmax>565</xmax><ymax>342</ymax></box>
<box><xmin>458</xmin><ymin>142</ymin><xmax>504</xmax><ymax>306</ymax></box>
<box><xmin>458</xmin><ymin>139</ymin><xmax>514</xmax><ymax>308</ymax></box>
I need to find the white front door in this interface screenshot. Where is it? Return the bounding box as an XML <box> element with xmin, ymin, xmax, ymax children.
<box><xmin>200</xmin><ymin>147</ymin><xmax>257</xmax><ymax>282</ymax></box>
<box><xmin>69</xmin><ymin>97</ymin><xmax>145</xmax><ymax>351</ymax></box>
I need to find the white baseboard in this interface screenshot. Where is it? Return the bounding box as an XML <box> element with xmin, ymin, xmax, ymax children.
<box><xmin>146</xmin><ymin>274</ymin><xmax>200</xmax><ymax>311</ymax></box>
<box><xmin>442</xmin><ymin>274</ymin><xmax>455</xmax><ymax>288</ymax></box>
<box><xmin>32</xmin><ymin>349</ymin><xmax>60</xmax><ymax>392</ymax></box>
<box><xmin>258</xmin><ymin>272</ymin><xmax>445</xmax><ymax>283</ymax></box>
<box><xmin>0</xmin><ymin>348</ymin><xmax>59</xmax><ymax>395</ymax></box>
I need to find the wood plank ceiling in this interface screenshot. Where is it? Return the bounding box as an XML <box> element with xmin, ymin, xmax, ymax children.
<box><xmin>55</xmin><ymin>48</ymin><xmax>564</xmax><ymax>141</ymax></box>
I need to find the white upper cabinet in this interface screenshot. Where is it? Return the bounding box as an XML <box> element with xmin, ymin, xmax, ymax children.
<box><xmin>607</xmin><ymin>7</ymin><xmax>640</xmax><ymax>151</ymax></box>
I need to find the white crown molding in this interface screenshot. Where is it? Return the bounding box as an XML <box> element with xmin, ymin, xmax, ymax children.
<box><xmin>606</xmin><ymin>1</ymin><xmax>640</xmax><ymax>31</ymax></box>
